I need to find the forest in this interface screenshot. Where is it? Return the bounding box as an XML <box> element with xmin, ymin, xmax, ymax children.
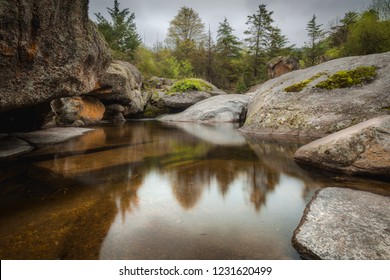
<box><xmin>94</xmin><ymin>0</ymin><xmax>390</xmax><ymax>92</ymax></box>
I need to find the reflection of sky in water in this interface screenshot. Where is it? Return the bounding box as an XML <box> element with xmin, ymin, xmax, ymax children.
<box><xmin>100</xmin><ymin>168</ymin><xmax>306</xmax><ymax>259</ymax></box>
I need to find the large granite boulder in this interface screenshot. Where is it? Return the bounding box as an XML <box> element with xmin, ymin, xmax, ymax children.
<box><xmin>159</xmin><ymin>94</ymin><xmax>251</xmax><ymax>123</ymax></box>
<box><xmin>241</xmin><ymin>52</ymin><xmax>390</xmax><ymax>138</ymax></box>
<box><xmin>294</xmin><ymin>116</ymin><xmax>390</xmax><ymax>178</ymax></box>
<box><xmin>49</xmin><ymin>96</ymin><xmax>105</xmax><ymax>126</ymax></box>
<box><xmin>0</xmin><ymin>0</ymin><xmax>111</xmax><ymax>113</ymax></box>
<box><xmin>143</xmin><ymin>79</ymin><xmax>226</xmax><ymax>118</ymax></box>
<box><xmin>292</xmin><ymin>187</ymin><xmax>390</xmax><ymax>259</ymax></box>
<box><xmin>267</xmin><ymin>56</ymin><xmax>299</xmax><ymax>79</ymax></box>
<box><xmin>91</xmin><ymin>60</ymin><xmax>145</xmax><ymax>119</ymax></box>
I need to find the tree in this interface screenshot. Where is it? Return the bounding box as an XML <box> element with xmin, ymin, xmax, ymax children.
<box><xmin>95</xmin><ymin>0</ymin><xmax>141</xmax><ymax>60</ymax></box>
<box><xmin>370</xmin><ymin>0</ymin><xmax>390</xmax><ymax>20</ymax></box>
<box><xmin>344</xmin><ymin>10</ymin><xmax>390</xmax><ymax>55</ymax></box>
<box><xmin>304</xmin><ymin>14</ymin><xmax>325</xmax><ymax>66</ymax></box>
<box><xmin>268</xmin><ymin>26</ymin><xmax>289</xmax><ymax>58</ymax></box>
<box><xmin>244</xmin><ymin>4</ymin><xmax>274</xmax><ymax>79</ymax></box>
<box><xmin>215</xmin><ymin>18</ymin><xmax>242</xmax><ymax>89</ymax></box>
<box><xmin>166</xmin><ymin>6</ymin><xmax>206</xmax><ymax>55</ymax></box>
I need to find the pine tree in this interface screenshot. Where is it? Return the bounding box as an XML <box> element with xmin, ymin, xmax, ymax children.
<box><xmin>95</xmin><ymin>0</ymin><xmax>141</xmax><ymax>60</ymax></box>
<box><xmin>216</xmin><ymin>18</ymin><xmax>242</xmax><ymax>89</ymax></box>
<box><xmin>304</xmin><ymin>14</ymin><xmax>325</xmax><ymax>66</ymax></box>
<box><xmin>244</xmin><ymin>4</ymin><xmax>274</xmax><ymax>79</ymax></box>
<box><xmin>268</xmin><ymin>26</ymin><xmax>288</xmax><ymax>58</ymax></box>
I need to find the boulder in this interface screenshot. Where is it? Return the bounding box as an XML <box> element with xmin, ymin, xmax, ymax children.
<box><xmin>294</xmin><ymin>116</ymin><xmax>390</xmax><ymax>178</ymax></box>
<box><xmin>91</xmin><ymin>60</ymin><xmax>145</xmax><ymax>118</ymax></box>
<box><xmin>14</xmin><ymin>127</ymin><xmax>94</xmax><ymax>146</ymax></box>
<box><xmin>292</xmin><ymin>187</ymin><xmax>390</xmax><ymax>260</ymax></box>
<box><xmin>49</xmin><ymin>96</ymin><xmax>105</xmax><ymax>126</ymax></box>
<box><xmin>0</xmin><ymin>137</ymin><xmax>33</xmax><ymax>159</ymax></box>
<box><xmin>0</xmin><ymin>0</ymin><xmax>111</xmax><ymax>113</ymax></box>
<box><xmin>145</xmin><ymin>77</ymin><xmax>175</xmax><ymax>90</ymax></box>
<box><xmin>242</xmin><ymin>52</ymin><xmax>390</xmax><ymax>138</ymax></box>
<box><xmin>159</xmin><ymin>94</ymin><xmax>251</xmax><ymax>123</ymax></box>
<box><xmin>267</xmin><ymin>56</ymin><xmax>299</xmax><ymax>79</ymax></box>
<box><xmin>143</xmin><ymin>79</ymin><xmax>226</xmax><ymax>118</ymax></box>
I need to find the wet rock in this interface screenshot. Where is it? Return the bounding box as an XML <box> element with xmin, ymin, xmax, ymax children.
<box><xmin>267</xmin><ymin>56</ymin><xmax>299</xmax><ymax>79</ymax></box>
<box><xmin>49</xmin><ymin>96</ymin><xmax>105</xmax><ymax>126</ymax></box>
<box><xmin>0</xmin><ymin>0</ymin><xmax>111</xmax><ymax>113</ymax></box>
<box><xmin>0</xmin><ymin>137</ymin><xmax>33</xmax><ymax>159</ymax></box>
<box><xmin>14</xmin><ymin>127</ymin><xmax>93</xmax><ymax>146</ymax></box>
<box><xmin>292</xmin><ymin>187</ymin><xmax>390</xmax><ymax>260</ymax></box>
<box><xmin>92</xmin><ymin>60</ymin><xmax>145</xmax><ymax>117</ymax></box>
<box><xmin>159</xmin><ymin>94</ymin><xmax>251</xmax><ymax>123</ymax></box>
<box><xmin>294</xmin><ymin>116</ymin><xmax>390</xmax><ymax>178</ymax></box>
<box><xmin>242</xmin><ymin>52</ymin><xmax>390</xmax><ymax>138</ymax></box>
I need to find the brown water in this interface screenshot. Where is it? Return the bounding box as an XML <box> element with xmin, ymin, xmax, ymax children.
<box><xmin>0</xmin><ymin>121</ymin><xmax>389</xmax><ymax>260</ymax></box>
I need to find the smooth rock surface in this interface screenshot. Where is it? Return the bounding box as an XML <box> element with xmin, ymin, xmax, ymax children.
<box><xmin>159</xmin><ymin>94</ymin><xmax>251</xmax><ymax>123</ymax></box>
<box><xmin>0</xmin><ymin>0</ymin><xmax>111</xmax><ymax>112</ymax></box>
<box><xmin>294</xmin><ymin>116</ymin><xmax>390</xmax><ymax>177</ymax></box>
<box><xmin>242</xmin><ymin>52</ymin><xmax>390</xmax><ymax>138</ymax></box>
<box><xmin>14</xmin><ymin>127</ymin><xmax>93</xmax><ymax>146</ymax></box>
<box><xmin>0</xmin><ymin>137</ymin><xmax>34</xmax><ymax>158</ymax></box>
<box><xmin>292</xmin><ymin>187</ymin><xmax>390</xmax><ymax>260</ymax></box>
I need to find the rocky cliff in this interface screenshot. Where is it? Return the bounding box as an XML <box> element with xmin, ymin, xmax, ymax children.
<box><xmin>0</xmin><ymin>0</ymin><xmax>111</xmax><ymax>129</ymax></box>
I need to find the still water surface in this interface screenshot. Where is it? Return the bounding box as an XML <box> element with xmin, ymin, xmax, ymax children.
<box><xmin>0</xmin><ymin>121</ymin><xmax>388</xmax><ymax>259</ymax></box>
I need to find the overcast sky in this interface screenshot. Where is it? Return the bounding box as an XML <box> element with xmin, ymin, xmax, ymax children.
<box><xmin>89</xmin><ymin>0</ymin><xmax>372</xmax><ymax>48</ymax></box>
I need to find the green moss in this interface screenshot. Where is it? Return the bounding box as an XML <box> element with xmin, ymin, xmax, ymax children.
<box><xmin>169</xmin><ymin>78</ymin><xmax>212</xmax><ymax>93</ymax></box>
<box><xmin>315</xmin><ymin>66</ymin><xmax>377</xmax><ymax>90</ymax></box>
<box><xmin>284</xmin><ymin>72</ymin><xmax>327</xmax><ymax>92</ymax></box>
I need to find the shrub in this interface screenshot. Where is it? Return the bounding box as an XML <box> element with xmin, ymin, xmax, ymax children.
<box><xmin>170</xmin><ymin>78</ymin><xmax>212</xmax><ymax>93</ymax></box>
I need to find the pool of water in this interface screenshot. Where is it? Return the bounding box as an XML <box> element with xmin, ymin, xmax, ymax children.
<box><xmin>0</xmin><ymin>121</ymin><xmax>389</xmax><ymax>259</ymax></box>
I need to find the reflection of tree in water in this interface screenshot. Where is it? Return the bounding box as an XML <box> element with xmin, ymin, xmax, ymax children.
<box><xmin>247</xmin><ymin>163</ymin><xmax>280</xmax><ymax>212</ymax></box>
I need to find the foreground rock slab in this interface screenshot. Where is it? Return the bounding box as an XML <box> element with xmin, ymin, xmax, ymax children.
<box><xmin>294</xmin><ymin>116</ymin><xmax>390</xmax><ymax>177</ymax></box>
<box><xmin>14</xmin><ymin>127</ymin><xmax>93</xmax><ymax>146</ymax></box>
<box><xmin>0</xmin><ymin>137</ymin><xmax>33</xmax><ymax>159</ymax></box>
<box><xmin>159</xmin><ymin>94</ymin><xmax>251</xmax><ymax>123</ymax></box>
<box><xmin>292</xmin><ymin>187</ymin><xmax>390</xmax><ymax>260</ymax></box>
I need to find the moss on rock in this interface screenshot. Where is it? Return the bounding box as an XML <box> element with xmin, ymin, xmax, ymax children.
<box><xmin>315</xmin><ymin>66</ymin><xmax>377</xmax><ymax>90</ymax></box>
<box><xmin>284</xmin><ymin>73</ymin><xmax>326</xmax><ymax>92</ymax></box>
<box><xmin>169</xmin><ymin>78</ymin><xmax>212</xmax><ymax>93</ymax></box>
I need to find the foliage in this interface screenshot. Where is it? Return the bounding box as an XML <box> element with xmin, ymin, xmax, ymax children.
<box><xmin>370</xmin><ymin>0</ymin><xmax>390</xmax><ymax>20</ymax></box>
<box><xmin>166</xmin><ymin>6</ymin><xmax>206</xmax><ymax>50</ymax></box>
<box><xmin>95</xmin><ymin>0</ymin><xmax>141</xmax><ymax>60</ymax></box>
<box><xmin>170</xmin><ymin>78</ymin><xmax>212</xmax><ymax>93</ymax></box>
<box><xmin>315</xmin><ymin>66</ymin><xmax>377</xmax><ymax>89</ymax></box>
<box><xmin>343</xmin><ymin>10</ymin><xmax>390</xmax><ymax>56</ymax></box>
<box><xmin>303</xmin><ymin>14</ymin><xmax>325</xmax><ymax>66</ymax></box>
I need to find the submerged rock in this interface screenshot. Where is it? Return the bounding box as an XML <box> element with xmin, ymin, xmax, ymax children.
<box><xmin>0</xmin><ymin>0</ymin><xmax>111</xmax><ymax>113</ymax></box>
<box><xmin>294</xmin><ymin>116</ymin><xmax>390</xmax><ymax>178</ymax></box>
<box><xmin>242</xmin><ymin>52</ymin><xmax>390</xmax><ymax>138</ymax></box>
<box><xmin>14</xmin><ymin>127</ymin><xmax>93</xmax><ymax>146</ymax></box>
<box><xmin>159</xmin><ymin>94</ymin><xmax>251</xmax><ymax>123</ymax></box>
<box><xmin>292</xmin><ymin>187</ymin><xmax>390</xmax><ymax>260</ymax></box>
<box><xmin>0</xmin><ymin>137</ymin><xmax>33</xmax><ymax>159</ymax></box>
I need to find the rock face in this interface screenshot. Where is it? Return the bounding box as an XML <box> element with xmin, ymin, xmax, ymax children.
<box><xmin>292</xmin><ymin>187</ymin><xmax>390</xmax><ymax>260</ymax></box>
<box><xmin>0</xmin><ymin>0</ymin><xmax>111</xmax><ymax>113</ymax></box>
<box><xmin>0</xmin><ymin>137</ymin><xmax>33</xmax><ymax>158</ymax></box>
<box><xmin>91</xmin><ymin>60</ymin><xmax>145</xmax><ymax>119</ymax></box>
<box><xmin>267</xmin><ymin>56</ymin><xmax>299</xmax><ymax>79</ymax></box>
<box><xmin>49</xmin><ymin>96</ymin><xmax>105</xmax><ymax>126</ymax></box>
<box><xmin>242</xmin><ymin>52</ymin><xmax>390</xmax><ymax>138</ymax></box>
<box><xmin>159</xmin><ymin>94</ymin><xmax>251</xmax><ymax>123</ymax></box>
<box><xmin>294</xmin><ymin>116</ymin><xmax>390</xmax><ymax>177</ymax></box>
